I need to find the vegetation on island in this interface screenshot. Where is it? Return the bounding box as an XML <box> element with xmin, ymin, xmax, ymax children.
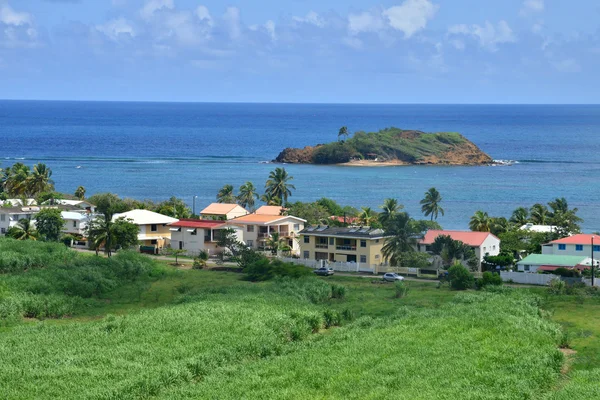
<box><xmin>276</xmin><ymin>127</ymin><xmax>492</xmax><ymax>165</ymax></box>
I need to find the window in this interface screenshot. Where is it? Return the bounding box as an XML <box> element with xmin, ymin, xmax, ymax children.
<box><xmin>293</xmin><ymin>224</ymin><xmax>300</xmax><ymax>231</ymax></box>
<box><xmin>375</xmin><ymin>239</ymin><xmax>380</xmax><ymax>243</ymax></box>
<box><xmin>150</xmin><ymin>240</ymin><xmax>157</xmax><ymax>245</ymax></box>
<box><xmin>151</xmin><ymin>224</ymin><xmax>158</xmax><ymax>232</ymax></box>
<box><xmin>558</xmin><ymin>244</ymin><xmax>566</xmax><ymax>251</ymax></box>
<box><xmin>360</xmin><ymin>255</ymin><xmax>367</xmax><ymax>263</ymax></box>
<box><xmin>594</xmin><ymin>245</ymin><xmax>600</xmax><ymax>252</ymax></box>
<box><xmin>375</xmin><ymin>255</ymin><xmax>380</xmax><ymax>260</ymax></box>
<box><xmin>315</xmin><ymin>252</ymin><xmax>328</xmax><ymax>260</ymax></box>
<box><xmin>329</xmin><ymin>237</ymin><xmax>334</xmax><ymax>245</ymax></box>
<box><xmin>304</xmin><ymin>236</ymin><xmax>310</xmax><ymax>244</ymax></box>
<box><xmin>247</xmin><ymin>225</ymin><xmax>254</xmax><ymax>232</ymax></box>
<box><xmin>247</xmin><ymin>240</ymin><xmax>254</xmax><ymax>247</ymax></box>
<box><xmin>493</xmin><ymin>245</ymin><xmax>496</xmax><ymax>250</ymax></box>
<box><xmin>303</xmin><ymin>251</ymin><xmax>309</xmax><ymax>259</ymax></box>
<box><xmin>1</xmin><ymin>228</ymin><xmax>5</xmax><ymax>234</ymax></box>
<box><xmin>0</xmin><ymin>214</ymin><xmax>4</xmax><ymax>221</ymax></box>
<box><xmin>576</xmin><ymin>244</ymin><xmax>584</xmax><ymax>251</ymax></box>
<box><xmin>360</xmin><ymin>240</ymin><xmax>367</xmax><ymax>248</ymax></box>
<box><xmin>190</xmin><ymin>229</ymin><xmax>197</xmax><ymax>236</ymax></box>
<box><xmin>524</xmin><ymin>265</ymin><xmax>530</xmax><ymax>272</ymax></box>
<box><xmin>73</xmin><ymin>221</ymin><xmax>77</xmax><ymax>228</ymax></box>
<box><xmin>483</xmin><ymin>247</ymin><xmax>486</xmax><ymax>252</ymax></box>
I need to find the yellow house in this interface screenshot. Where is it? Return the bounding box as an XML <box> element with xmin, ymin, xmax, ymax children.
<box><xmin>300</xmin><ymin>226</ymin><xmax>388</xmax><ymax>267</ymax></box>
<box><xmin>112</xmin><ymin>209</ymin><xmax>178</xmax><ymax>249</ymax></box>
<box><xmin>200</xmin><ymin>203</ymin><xmax>249</xmax><ymax>220</ymax></box>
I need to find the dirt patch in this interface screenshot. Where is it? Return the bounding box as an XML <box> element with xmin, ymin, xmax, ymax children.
<box><xmin>559</xmin><ymin>348</ymin><xmax>577</xmax><ymax>374</ymax></box>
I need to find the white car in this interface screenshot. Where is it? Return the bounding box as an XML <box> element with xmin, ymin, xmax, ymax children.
<box><xmin>382</xmin><ymin>273</ymin><xmax>405</xmax><ymax>282</ymax></box>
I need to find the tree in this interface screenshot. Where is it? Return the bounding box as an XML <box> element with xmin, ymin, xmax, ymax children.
<box><xmin>87</xmin><ymin>193</ymin><xmax>129</xmax><ymax>218</ymax></box>
<box><xmin>430</xmin><ymin>235</ymin><xmax>477</xmax><ymax>269</ymax></box>
<box><xmin>237</xmin><ymin>181</ymin><xmax>259</xmax><ymax>211</ymax></box>
<box><xmin>193</xmin><ymin>250</ymin><xmax>209</xmax><ymax>269</ymax></box>
<box><xmin>216</xmin><ymin>184</ymin><xmax>236</xmax><ymax>204</ymax></box>
<box><xmin>34</xmin><ymin>208</ymin><xmax>64</xmax><ymax>242</ymax></box>
<box><xmin>87</xmin><ymin>215</ymin><xmax>138</xmax><ymax>257</ymax></box>
<box><xmin>509</xmin><ymin>207</ymin><xmax>529</xmax><ymax>226</ymax></box>
<box><xmin>266</xmin><ymin>232</ymin><xmax>284</xmax><ymax>255</ymax></box>
<box><xmin>111</xmin><ymin>217</ymin><xmax>140</xmax><ymax>251</ymax></box>
<box><xmin>265</xmin><ymin>167</ymin><xmax>295</xmax><ymax>205</ymax></box>
<box><xmin>285</xmin><ymin>201</ymin><xmax>329</xmax><ymax>225</ymax></box>
<box><xmin>27</xmin><ymin>163</ymin><xmax>54</xmax><ymax>196</ymax></box>
<box><xmin>259</xmin><ymin>192</ymin><xmax>282</xmax><ymax>206</ymax></box>
<box><xmin>379</xmin><ymin>198</ymin><xmax>403</xmax><ymax>228</ymax></box>
<box><xmin>162</xmin><ymin>247</ymin><xmax>188</xmax><ymax>265</ymax></box>
<box><xmin>75</xmin><ymin>186</ymin><xmax>86</xmax><ymax>200</ymax></box>
<box><xmin>410</xmin><ymin>219</ymin><xmax>443</xmax><ymax>233</ymax></box>
<box><xmin>338</xmin><ymin>126</ymin><xmax>349</xmax><ymax>142</ymax></box>
<box><xmin>382</xmin><ymin>213</ymin><xmax>420</xmax><ymax>267</ymax></box>
<box><xmin>2</xmin><ymin>163</ymin><xmax>30</xmax><ymax>197</ymax></box>
<box><xmin>216</xmin><ymin>228</ymin><xmax>245</xmax><ymax>259</ymax></box>
<box><xmin>469</xmin><ymin>211</ymin><xmax>491</xmax><ymax>232</ymax></box>
<box><xmin>448</xmin><ymin>262</ymin><xmax>474</xmax><ymax>290</ymax></box>
<box><xmin>548</xmin><ymin>197</ymin><xmax>582</xmax><ymax>236</ymax></box>
<box><xmin>490</xmin><ymin>217</ymin><xmax>511</xmax><ymax>236</ymax></box>
<box><xmin>155</xmin><ymin>196</ymin><xmax>191</xmax><ymax>219</ymax></box>
<box><xmin>530</xmin><ymin>203</ymin><xmax>549</xmax><ymax>225</ymax></box>
<box><xmin>358</xmin><ymin>207</ymin><xmax>377</xmax><ymax>226</ymax></box>
<box><xmin>420</xmin><ymin>188</ymin><xmax>444</xmax><ymax>221</ymax></box>
<box><xmin>36</xmin><ymin>191</ymin><xmax>64</xmax><ymax>206</ymax></box>
<box><xmin>7</xmin><ymin>218</ymin><xmax>38</xmax><ymax>240</ymax></box>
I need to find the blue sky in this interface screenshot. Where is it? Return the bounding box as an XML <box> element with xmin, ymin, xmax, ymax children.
<box><xmin>1</xmin><ymin>0</ymin><xmax>599</xmax><ymax>103</ymax></box>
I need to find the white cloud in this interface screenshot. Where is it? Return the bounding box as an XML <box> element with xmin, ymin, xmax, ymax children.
<box><xmin>383</xmin><ymin>0</ymin><xmax>438</xmax><ymax>38</ymax></box>
<box><xmin>195</xmin><ymin>5</ymin><xmax>212</xmax><ymax>26</ymax></box>
<box><xmin>0</xmin><ymin>3</ymin><xmax>32</xmax><ymax>26</ymax></box>
<box><xmin>553</xmin><ymin>58</ymin><xmax>581</xmax><ymax>73</ymax></box>
<box><xmin>264</xmin><ymin>20</ymin><xmax>276</xmax><ymax>41</ymax></box>
<box><xmin>520</xmin><ymin>0</ymin><xmax>544</xmax><ymax>16</ymax></box>
<box><xmin>292</xmin><ymin>11</ymin><xmax>325</xmax><ymax>28</ymax></box>
<box><xmin>140</xmin><ymin>0</ymin><xmax>174</xmax><ymax>20</ymax></box>
<box><xmin>96</xmin><ymin>18</ymin><xmax>135</xmax><ymax>41</ymax></box>
<box><xmin>447</xmin><ymin>20</ymin><xmax>516</xmax><ymax>52</ymax></box>
<box><xmin>348</xmin><ymin>11</ymin><xmax>384</xmax><ymax>34</ymax></box>
<box><xmin>223</xmin><ymin>7</ymin><xmax>241</xmax><ymax>40</ymax></box>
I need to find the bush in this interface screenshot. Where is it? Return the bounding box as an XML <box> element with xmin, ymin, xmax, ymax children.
<box><xmin>553</xmin><ymin>267</ymin><xmax>581</xmax><ymax>278</ymax></box>
<box><xmin>448</xmin><ymin>263</ymin><xmax>474</xmax><ymax>290</ymax></box>
<box><xmin>476</xmin><ymin>271</ymin><xmax>503</xmax><ymax>289</ymax></box>
<box><xmin>394</xmin><ymin>281</ymin><xmax>409</xmax><ymax>298</ymax></box>
<box><xmin>323</xmin><ymin>309</ymin><xmax>342</xmax><ymax>328</ymax></box>
<box><xmin>548</xmin><ymin>279</ymin><xmax>566</xmax><ymax>295</ymax></box>
<box><xmin>244</xmin><ymin>259</ymin><xmax>312</xmax><ymax>282</ymax></box>
<box><xmin>274</xmin><ymin>277</ymin><xmax>333</xmax><ymax>304</ymax></box>
<box><xmin>331</xmin><ymin>284</ymin><xmax>347</xmax><ymax>299</ymax></box>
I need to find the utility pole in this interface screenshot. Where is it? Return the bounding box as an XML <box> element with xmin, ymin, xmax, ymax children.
<box><xmin>592</xmin><ymin>236</ymin><xmax>596</xmax><ymax>287</ymax></box>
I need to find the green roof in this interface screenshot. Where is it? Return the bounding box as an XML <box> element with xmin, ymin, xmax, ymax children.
<box><xmin>517</xmin><ymin>254</ymin><xmax>587</xmax><ymax>267</ymax></box>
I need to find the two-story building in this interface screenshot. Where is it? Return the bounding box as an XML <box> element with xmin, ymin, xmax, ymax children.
<box><xmin>542</xmin><ymin>234</ymin><xmax>600</xmax><ymax>257</ymax></box>
<box><xmin>200</xmin><ymin>203</ymin><xmax>249</xmax><ymax>220</ymax></box>
<box><xmin>299</xmin><ymin>226</ymin><xmax>388</xmax><ymax>267</ymax></box>
<box><xmin>112</xmin><ymin>209</ymin><xmax>178</xmax><ymax>250</ymax></box>
<box><xmin>168</xmin><ymin>219</ymin><xmax>243</xmax><ymax>256</ymax></box>
<box><xmin>230</xmin><ymin>214</ymin><xmax>306</xmax><ymax>254</ymax></box>
<box><xmin>61</xmin><ymin>211</ymin><xmax>92</xmax><ymax>236</ymax></box>
<box><xmin>417</xmin><ymin>230</ymin><xmax>501</xmax><ymax>270</ymax></box>
<box><xmin>0</xmin><ymin>206</ymin><xmax>41</xmax><ymax>235</ymax></box>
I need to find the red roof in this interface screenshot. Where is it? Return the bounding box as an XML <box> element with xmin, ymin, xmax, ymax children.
<box><xmin>549</xmin><ymin>234</ymin><xmax>599</xmax><ymax>245</ymax></box>
<box><xmin>169</xmin><ymin>219</ymin><xmax>226</xmax><ymax>229</ymax></box>
<box><xmin>539</xmin><ymin>265</ymin><xmax>589</xmax><ymax>272</ymax></box>
<box><xmin>420</xmin><ymin>230</ymin><xmax>498</xmax><ymax>247</ymax></box>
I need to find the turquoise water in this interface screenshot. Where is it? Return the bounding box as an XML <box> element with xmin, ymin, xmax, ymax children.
<box><xmin>1</xmin><ymin>101</ymin><xmax>599</xmax><ymax>230</ymax></box>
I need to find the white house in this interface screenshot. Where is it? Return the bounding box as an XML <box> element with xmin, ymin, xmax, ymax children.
<box><xmin>520</xmin><ymin>223</ymin><xmax>559</xmax><ymax>234</ymax></box>
<box><xmin>168</xmin><ymin>219</ymin><xmax>243</xmax><ymax>256</ymax></box>
<box><xmin>200</xmin><ymin>203</ymin><xmax>249</xmax><ymax>220</ymax></box>
<box><xmin>417</xmin><ymin>230</ymin><xmax>501</xmax><ymax>270</ymax></box>
<box><xmin>0</xmin><ymin>206</ymin><xmax>41</xmax><ymax>235</ymax></box>
<box><xmin>542</xmin><ymin>234</ymin><xmax>600</xmax><ymax>258</ymax></box>
<box><xmin>112</xmin><ymin>209</ymin><xmax>178</xmax><ymax>250</ymax></box>
<box><xmin>230</xmin><ymin>214</ymin><xmax>306</xmax><ymax>254</ymax></box>
<box><xmin>48</xmin><ymin>199</ymin><xmax>96</xmax><ymax>213</ymax></box>
<box><xmin>516</xmin><ymin>254</ymin><xmax>591</xmax><ymax>273</ymax></box>
<box><xmin>61</xmin><ymin>211</ymin><xmax>92</xmax><ymax>236</ymax></box>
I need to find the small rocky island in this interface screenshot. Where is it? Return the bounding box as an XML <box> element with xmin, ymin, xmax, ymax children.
<box><xmin>275</xmin><ymin>127</ymin><xmax>492</xmax><ymax>166</ymax></box>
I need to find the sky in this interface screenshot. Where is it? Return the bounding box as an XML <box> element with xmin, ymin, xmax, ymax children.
<box><xmin>0</xmin><ymin>0</ymin><xmax>599</xmax><ymax>103</ymax></box>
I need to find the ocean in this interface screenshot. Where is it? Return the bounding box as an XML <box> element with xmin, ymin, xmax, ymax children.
<box><xmin>1</xmin><ymin>101</ymin><xmax>600</xmax><ymax>231</ymax></box>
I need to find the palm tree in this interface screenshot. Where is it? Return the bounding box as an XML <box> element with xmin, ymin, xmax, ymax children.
<box><xmin>87</xmin><ymin>215</ymin><xmax>113</xmax><ymax>257</ymax></box>
<box><xmin>382</xmin><ymin>213</ymin><xmax>419</xmax><ymax>267</ymax></box>
<box><xmin>265</xmin><ymin>167</ymin><xmax>295</xmax><ymax>205</ymax></box>
<box><xmin>469</xmin><ymin>211</ymin><xmax>491</xmax><ymax>232</ymax></box>
<box><xmin>358</xmin><ymin>207</ymin><xmax>377</xmax><ymax>226</ymax></box>
<box><xmin>266</xmin><ymin>232</ymin><xmax>283</xmax><ymax>255</ymax></box>
<box><xmin>27</xmin><ymin>163</ymin><xmax>54</xmax><ymax>196</ymax></box>
<box><xmin>75</xmin><ymin>186</ymin><xmax>86</xmax><ymax>200</ymax></box>
<box><xmin>338</xmin><ymin>126</ymin><xmax>349</xmax><ymax>142</ymax></box>
<box><xmin>509</xmin><ymin>207</ymin><xmax>529</xmax><ymax>226</ymax></box>
<box><xmin>9</xmin><ymin>218</ymin><xmax>38</xmax><ymax>240</ymax></box>
<box><xmin>420</xmin><ymin>188</ymin><xmax>445</xmax><ymax>221</ymax></box>
<box><xmin>3</xmin><ymin>163</ymin><xmax>30</xmax><ymax>197</ymax></box>
<box><xmin>530</xmin><ymin>203</ymin><xmax>549</xmax><ymax>225</ymax></box>
<box><xmin>216</xmin><ymin>184</ymin><xmax>236</xmax><ymax>204</ymax></box>
<box><xmin>259</xmin><ymin>192</ymin><xmax>282</xmax><ymax>206</ymax></box>
<box><xmin>237</xmin><ymin>181</ymin><xmax>258</xmax><ymax>211</ymax></box>
<box><xmin>379</xmin><ymin>198</ymin><xmax>403</xmax><ymax>228</ymax></box>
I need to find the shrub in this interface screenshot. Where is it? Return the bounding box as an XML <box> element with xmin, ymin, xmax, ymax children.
<box><xmin>331</xmin><ymin>284</ymin><xmax>347</xmax><ymax>299</ymax></box>
<box><xmin>394</xmin><ymin>281</ymin><xmax>409</xmax><ymax>298</ymax></box>
<box><xmin>323</xmin><ymin>309</ymin><xmax>342</xmax><ymax>328</ymax></box>
<box><xmin>244</xmin><ymin>259</ymin><xmax>312</xmax><ymax>282</ymax></box>
<box><xmin>192</xmin><ymin>250</ymin><xmax>209</xmax><ymax>270</ymax></box>
<box><xmin>274</xmin><ymin>277</ymin><xmax>332</xmax><ymax>304</ymax></box>
<box><xmin>554</xmin><ymin>267</ymin><xmax>581</xmax><ymax>278</ymax></box>
<box><xmin>448</xmin><ymin>262</ymin><xmax>474</xmax><ymax>290</ymax></box>
<box><xmin>476</xmin><ymin>271</ymin><xmax>503</xmax><ymax>289</ymax></box>
<box><xmin>548</xmin><ymin>279</ymin><xmax>566</xmax><ymax>295</ymax></box>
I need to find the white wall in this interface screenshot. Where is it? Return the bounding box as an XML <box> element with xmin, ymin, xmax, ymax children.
<box><xmin>500</xmin><ymin>271</ymin><xmax>557</xmax><ymax>286</ymax></box>
<box><xmin>543</xmin><ymin>243</ymin><xmax>596</xmax><ymax>257</ymax></box>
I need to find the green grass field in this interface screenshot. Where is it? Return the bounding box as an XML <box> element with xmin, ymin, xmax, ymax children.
<box><xmin>1</xmin><ymin>239</ymin><xmax>600</xmax><ymax>399</ymax></box>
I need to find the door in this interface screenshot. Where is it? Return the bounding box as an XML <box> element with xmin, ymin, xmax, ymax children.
<box><xmin>347</xmin><ymin>255</ymin><xmax>357</xmax><ymax>263</ymax></box>
<box><xmin>179</xmin><ymin>241</ymin><xmax>183</xmax><ymax>250</ymax></box>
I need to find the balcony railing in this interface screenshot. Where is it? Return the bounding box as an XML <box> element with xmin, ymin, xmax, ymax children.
<box><xmin>336</xmin><ymin>245</ymin><xmax>356</xmax><ymax>251</ymax></box>
<box><xmin>258</xmin><ymin>233</ymin><xmax>270</xmax><ymax>238</ymax></box>
<box><xmin>315</xmin><ymin>244</ymin><xmax>328</xmax><ymax>249</ymax></box>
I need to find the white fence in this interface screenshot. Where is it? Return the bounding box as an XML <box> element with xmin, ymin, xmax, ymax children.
<box><xmin>279</xmin><ymin>257</ymin><xmax>376</xmax><ymax>273</ymax></box>
<box><xmin>583</xmin><ymin>278</ymin><xmax>600</xmax><ymax>287</ymax></box>
<box><xmin>500</xmin><ymin>271</ymin><xmax>558</xmax><ymax>286</ymax></box>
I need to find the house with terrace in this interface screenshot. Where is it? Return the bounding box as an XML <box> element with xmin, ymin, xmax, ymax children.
<box><xmin>168</xmin><ymin>219</ymin><xmax>243</xmax><ymax>256</ymax></box>
<box><xmin>299</xmin><ymin>226</ymin><xmax>389</xmax><ymax>268</ymax></box>
<box><xmin>200</xmin><ymin>203</ymin><xmax>249</xmax><ymax>220</ymax></box>
<box><xmin>112</xmin><ymin>209</ymin><xmax>178</xmax><ymax>251</ymax></box>
<box><xmin>542</xmin><ymin>234</ymin><xmax>600</xmax><ymax>257</ymax></box>
<box><xmin>230</xmin><ymin>214</ymin><xmax>306</xmax><ymax>254</ymax></box>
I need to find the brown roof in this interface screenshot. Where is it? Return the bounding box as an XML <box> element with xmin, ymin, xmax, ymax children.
<box><xmin>232</xmin><ymin>214</ymin><xmax>306</xmax><ymax>224</ymax></box>
<box><xmin>200</xmin><ymin>203</ymin><xmax>245</xmax><ymax>215</ymax></box>
<box><xmin>170</xmin><ymin>219</ymin><xmax>227</xmax><ymax>229</ymax></box>
<box><xmin>255</xmin><ymin>206</ymin><xmax>285</xmax><ymax>216</ymax></box>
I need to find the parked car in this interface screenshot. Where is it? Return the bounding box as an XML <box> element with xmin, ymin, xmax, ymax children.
<box><xmin>382</xmin><ymin>272</ymin><xmax>405</xmax><ymax>282</ymax></box>
<box><xmin>314</xmin><ymin>267</ymin><xmax>334</xmax><ymax>276</ymax></box>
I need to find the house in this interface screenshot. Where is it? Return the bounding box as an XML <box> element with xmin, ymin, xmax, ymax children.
<box><xmin>516</xmin><ymin>254</ymin><xmax>592</xmax><ymax>273</ymax></box>
<box><xmin>299</xmin><ymin>226</ymin><xmax>388</xmax><ymax>266</ymax></box>
<box><xmin>230</xmin><ymin>214</ymin><xmax>306</xmax><ymax>253</ymax></box>
<box><xmin>61</xmin><ymin>211</ymin><xmax>92</xmax><ymax>236</ymax></box>
<box><xmin>329</xmin><ymin>216</ymin><xmax>359</xmax><ymax>225</ymax></box>
<box><xmin>255</xmin><ymin>205</ymin><xmax>285</xmax><ymax>216</ymax></box>
<box><xmin>200</xmin><ymin>203</ymin><xmax>249</xmax><ymax>220</ymax></box>
<box><xmin>0</xmin><ymin>206</ymin><xmax>41</xmax><ymax>235</ymax></box>
<box><xmin>169</xmin><ymin>219</ymin><xmax>243</xmax><ymax>256</ymax></box>
<box><xmin>112</xmin><ymin>209</ymin><xmax>178</xmax><ymax>250</ymax></box>
<box><xmin>418</xmin><ymin>230</ymin><xmax>501</xmax><ymax>270</ymax></box>
<box><xmin>46</xmin><ymin>199</ymin><xmax>96</xmax><ymax>213</ymax></box>
<box><xmin>520</xmin><ymin>223</ymin><xmax>558</xmax><ymax>234</ymax></box>
<box><xmin>542</xmin><ymin>234</ymin><xmax>600</xmax><ymax>257</ymax></box>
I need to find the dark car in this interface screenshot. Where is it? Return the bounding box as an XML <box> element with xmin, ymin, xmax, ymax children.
<box><xmin>314</xmin><ymin>267</ymin><xmax>334</xmax><ymax>276</ymax></box>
